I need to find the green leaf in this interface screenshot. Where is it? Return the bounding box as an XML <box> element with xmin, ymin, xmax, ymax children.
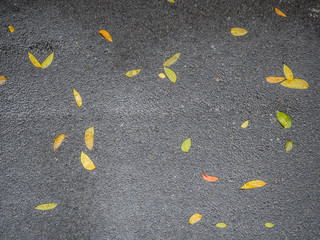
<box><xmin>285</xmin><ymin>140</ymin><xmax>293</xmax><ymax>152</ymax></box>
<box><xmin>265</xmin><ymin>222</ymin><xmax>274</xmax><ymax>228</ymax></box>
<box><xmin>277</xmin><ymin>111</ymin><xmax>292</xmax><ymax>129</ymax></box>
<box><xmin>163</xmin><ymin>53</ymin><xmax>180</xmax><ymax>67</ymax></box>
<box><xmin>34</xmin><ymin>203</ymin><xmax>58</xmax><ymax>210</ymax></box>
<box><xmin>181</xmin><ymin>138</ymin><xmax>191</xmax><ymax>153</ymax></box>
<box><xmin>215</xmin><ymin>223</ymin><xmax>227</xmax><ymax>228</ymax></box>
<box><xmin>163</xmin><ymin>67</ymin><xmax>177</xmax><ymax>83</ymax></box>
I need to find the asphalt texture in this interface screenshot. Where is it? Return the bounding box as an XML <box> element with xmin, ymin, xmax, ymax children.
<box><xmin>1</xmin><ymin>0</ymin><xmax>320</xmax><ymax>239</ymax></box>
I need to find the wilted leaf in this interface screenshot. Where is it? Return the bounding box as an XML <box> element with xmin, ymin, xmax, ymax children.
<box><xmin>265</xmin><ymin>222</ymin><xmax>274</xmax><ymax>228</ymax></box>
<box><xmin>81</xmin><ymin>151</ymin><xmax>96</xmax><ymax>170</ymax></box>
<box><xmin>266</xmin><ymin>77</ymin><xmax>285</xmax><ymax>83</ymax></box>
<box><xmin>73</xmin><ymin>89</ymin><xmax>82</xmax><ymax>107</ymax></box>
<box><xmin>8</xmin><ymin>25</ymin><xmax>14</xmax><ymax>32</ymax></box>
<box><xmin>241</xmin><ymin>180</ymin><xmax>266</xmax><ymax>189</ymax></box>
<box><xmin>99</xmin><ymin>30</ymin><xmax>113</xmax><ymax>42</ymax></box>
<box><xmin>283</xmin><ymin>65</ymin><xmax>294</xmax><ymax>81</ymax></box>
<box><xmin>189</xmin><ymin>213</ymin><xmax>202</xmax><ymax>224</ymax></box>
<box><xmin>181</xmin><ymin>137</ymin><xmax>191</xmax><ymax>153</ymax></box>
<box><xmin>275</xmin><ymin>8</ymin><xmax>287</xmax><ymax>17</ymax></box>
<box><xmin>125</xmin><ymin>69</ymin><xmax>141</xmax><ymax>77</ymax></box>
<box><xmin>0</xmin><ymin>76</ymin><xmax>7</xmax><ymax>85</ymax></box>
<box><xmin>163</xmin><ymin>67</ymin><xmax>177</xmax><ymax>83</ymax></box>
<box><xmin>53</xmin><ymin>134</ymin><xmax>66</xmax><ymax>151</ymax></box>
<box><xmin>277</xmin><ymin>111</ymin><xmax>292</xmax><ymax>129</ymax></box>
<box><xmin>215</xmin><ymin>223</ymin><xmax>227</xmax><ymax>228</ymax></box>
<box><xmin>158</xmin><ymin>73</ymin><xmax>166</xmax><ymax>79</ymax></box>
<box><xmin>34</xmin><ymin>203</ymin><xmax>58</xmax><ymax>210</ymax></box>
<box><xmin>230</xmin><ymin>28</ymin><xmax>248</xmax><ymax>36</ymax></box>
<box><xmin>285</xmin><ymin>140</ymin><xmax>293</xmax><ymax>152</ymax></box>
<box><xmin>163</xmin><ymin>53</ymin><xmax>181</xmax><ymax>67</ymax></box>
<box><xmin>202</xmin><ymin>173</ymin><xmax>219</xmax><ymax>182</ymax></box>
<box><xmin>41</xmin><ymin>52</ymin><xmax>54</xmax><ymax>69</ymax></box>
<box><xmin>280</xmin><ymin>79</ymin><xmax>309</xmax><ymax>89</ymax></box>
<box><xmin>241</xmin><ymin>120</ymin><xmax>249</xmax><ymax>128</ymax></box>
<box><xmin>85</xmin><ymin>126</ymin><xmax>94</xmax><ymax>150</ymax></box>
<box><xmin>28</xmin><ymin>52</ymin><xmax>42</xmax><ymax>68</ymax></box>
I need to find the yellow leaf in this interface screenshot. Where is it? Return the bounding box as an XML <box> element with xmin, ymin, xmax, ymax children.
<box><xmin>181</xmin><ymin>137</ymin><xmax>191</xmax><ymax>153</ymax></box>
<box><xmin>125</xmin><ymin>69</ymin><xmax>141</xmax><ymax>77</ymax></box>
<box><xmin>215</xmin><ymin>223</ymin><xmax>227</xmax><ymax>228</ymax></box>
<box><xmin>85</xmin><ymin>126</ymin><xmax>94</xmax><ymax>150</ymax></box>
<box><xmin>99</xmin><ymin>30</ymin><xmax>113</xmax><ymax>42</ymax></box>
<box><xmin>158</xmin><ymin>73</ymin><xmax>166</xmax><ymax>79</ymax></box>
<box><xmin>34</xmin><ymin>203</ymin><xmax>58</xmax><ymax>210</ymax></box>
<box><xmin>53</xmin><ymin>134</ymin><xmax>66</xmax><ymax>151</ymax></box>
<box><xmin>168</xmin><ymin>0</ymin><xmax>175</xmax><ymax>3</ymax></box>
<box><xmin>41</xmin><ymin>52</ymin><xmax>54</xmax><ymax>69</ymax></box>
<box><xmin>81</xmin><ymin>151</ymin><xmax>96</xmax><ymax>170</ymax></box>
<box><xmin>8</xmin><ymin>25</ymin><xmax>14</xmax><ymax>32</ymax></box>
<box><xmin>241</xmin><ymin>180</ymin><xmax>266</xmax><ymax>189</ymax></box>
<box><xmin>0</xmin><ymin>76</ymin><xmax>7</xmax><ymax>85</ymax></box>
<box><xmin>280</xmin><ymin>79</ymin><xmax>309</xmax><ymax>89</ymax></box>
<box><xmin>283</xmin><ymin>64</ymin><xmax>294</xmax><ymax>81</ymax></box>
<box><xmin>230</xmin><ymin>28</ymin><xmax>248</xmax><ymax>36</ymax></box>
<box><xmin>28</xmin><ymin>52</ymin><xmax>42</xmax><ymax>68</ymax></box>
<box><xmin>73</xmin><ymin>89</ymin><xmax>82</xmax><ymax>107</ymax></box>
<box><xmin>163</xmin><ymin>67</ymin><xmax>177</xmax><ymax>83</ymax></box>
<box><xmin>277</xmin><ymin>111</ymin><xmax>292</xmax><ymax>129</ymax></box>
<box><xmin>265</xmin><ymin>222</ymin><xmax>274</xmax><ymax>228</ymax></box>
<box><xmin>275</xmin><ymin>8</ymin><xmax>287</xmax><ymax>17</ymax></box>
<box><xmin>285</xmin><ymin>140</ymin><xmax>293</xmax><ymax>152</ymax></box>
<box><xmin>241</xmin><ymin>120</ymin><xmax>249</xmax><ymax>128</ymax></box>
<box><xmin>163</xmin><ymin>53</ymin><xmax>181</xmax><ymax>67</ymax></box>
<box><xmin>266</xmin><ymin>76</ymin><xmax>285</xmax><ymax>83</ymax></box>
<box><xmin>189</xmin><ymin>213</ymin><xmax>202</xmax><ymax>224</ymax></box>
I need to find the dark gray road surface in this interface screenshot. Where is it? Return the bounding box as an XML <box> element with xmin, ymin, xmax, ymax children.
<box><xmin>1</xmin><ymin>0</ymin><xmax>319</xmax><ymax>239</ymax></box>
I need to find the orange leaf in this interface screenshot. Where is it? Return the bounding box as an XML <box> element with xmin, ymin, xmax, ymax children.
<box><xmin>0</xmin><ymin>76</ymin><xmax>7</xmax><ymax>85</ymax></box>
<box><xmin>275</xmin><ymin>8</ymin><xmax>287</xmax><ymax>17</ymax></box>
<box><xmin>8</xmin><ymin>25</ymin><xmax>15</xmax><ymax>32</ymax></box>
<box><xmin>266</xmin><ymin>76</ymin><xmax>285</xmax><ymax>83</ymax></box>
<box><xmin>202</xmin><ymin>173</ymin><xmax>219</xmax><ymax>182</ymax></box>
<box><xmin>99</xmin><ymin>30</ymin><xmax>113</xmax><ymax>42</ymax></box>
<box><xmin>53</xmin><ymin>134</ymin><xmax>66</xmax><ymax>151</ymax></box>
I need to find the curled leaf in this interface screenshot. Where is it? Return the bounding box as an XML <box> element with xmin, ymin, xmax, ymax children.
<box><xmin>0</xmin><ymin>76</ymin><xmax>7</xmax><ymax>85</ymax></box>
<box><xmin>35</xmin><ymin>203</ymin><xmax>58</xmax><ymax>210</ymax></box>
<box><xmin>230</xmin><ymin>28</ymin><xmax>248</xmax><ymax>36</ymax></box>
<box><xmin>85</xmin><ymin>126</ymin><xmax>94</xmax><ymax>150</ymax></box>
<box><xmin>275</xmin><ymin>8</ymin><xmax>287</xmax><ymax>17</ymax></box>
<box><xmin>158</xmin><ymin>73</ymin><xmax>166</xmax><ymax>79</ymax></box>
<box><xmin>41</xmin><ymin>52</ymin><xmax>54</xmax><ymax>69</ymax></box>
<box><xmin>241</xmin><ymin>120</ymin><xmax>249</xmax><ymax>128</ymax></box>
<box><xmin>8</xmin><ymin>25</ymin><xmax>14</xmax><ymax>32</ymax></box>
<box><xmin>241</xmin><ymin>180</ymin><xmax>266</xmax><ymax>189</ymax></box>
<box><xmin>280</xmin><ymin>79</ymin><xmax>309</xmax><ymax>89</ymax></box>
<box><xmin>181</xmin><ymin>137</ymin><xmax>191</xmax><ymax>153</ymax></box>
<box><xmin>53</xmin><ymin>134</ymin><xmax>66</xmax><ymax>151</ymax></box>
<box><xmin>163</xmin><ymin>52</ymin><xmax>181</xmax><ymax>67</ymax></box>
<box><xmin>189</xmin><ymin>213</ymin><xmax>202</xmax><ymax>224</ymax></box>
<box><xmin>215</xmin><ymin>223</ymin><xmax>227</xmax><ymax>228</ymax></box>
<box><xmin>163</xmin><ymin>67</ymin><xmax>177</xmax><ymax>83</ymax></box>
<box><xmin>202</xmin><ymin>173</ymin><xmax>219</xmax><ymax>182</ymax></box>
<box><xmin>285</xmin><ymin>140</ymin><xmax>293</xmax><ymax>152</ymax></box>
<box><xmin>99</xmin><ymin>30</ymin><xmax>113</xmax><ymax>42</ymax></box>
<box><xmin>125</xmin><ymin>69</ymin><xmax>141</xmax><ymax>77</ymax></box>
<box><xmin>28</xmin><ymin>52</ymin><xmax>42</xmax><ymax>68</ymax></box>
<box><xmin>73</xmin><ymin>89</ymin><xmax>82</xmax><ymax>107</ymax></box>
<box><xmin>283</xmin><ymin>65</ymin><xmax>293</xmax><ymax>81</ymax></box>
<box><xmin>265</xmin><ymin>222</ymin><xmax>274</xmax><ymax>228</ymax></box>
<box><xmin>277</xmin><ymin>111</ymin><xmax>292</xmax><ymax>129</ymax></box>
<box><xmin>266</xmin><ymin>77</ymin><xmax>285</xmax><ymax>83</ymax></box>
<box><xmin>81</xmin><ymin>151</ymin><xmax>96</xmax><ymax>170</ymax></box>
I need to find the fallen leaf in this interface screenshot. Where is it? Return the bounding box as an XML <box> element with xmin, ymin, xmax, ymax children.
<box><xmin>163</xmin><ymin>67</ymin><xmax>177</xmax><ymax>83</ymax></box>
<box><xmin>125</xmin><ymin>69</ymin><xmax>141</xmax><ymax>77</ymax></box>
<box><xmin>285</xmin><ymin>140</ymin><xmax>293</xmax><ymax>152</ymax></box>
<box><xmin>163</xmin><ymin>53</ymin><xmax>181</xmax><ymax>67</ymax></box>
<box><xmin>230</xmin><ymin>28</ymin><xmax>248</xmax><ymax>36</ymax></box>
<box><xmin>81</xmin><ymin>151</ymin><xmax>96</xmax><ymax>170</ymax></box>
<box><xmin>277</xmin><ymin>111</ymin><xmax>292</xmax><ymax>129</ymax></box>
<box><xmin>34</xmin><ymin>203</ymin><xmax>58</xmax><ymax>210</ymax></box>
<box><xmin>158</xmin><ymin>73</ymin><xmax>166</xmax><ymax>79</ymax></box>
<box><xmin>28</xmin><ymin>52</ymin><xmax>42</xmax><ymax>68</ymax></box>
<box><xmin>189</xmin><ymin>213</ymin><xmax>202</xmax><ymax>224</ymax></box>
<box><xmin>275</xmin><ymin>8</ymin><xmax>287</xmax><ymax>17</ymax></box>
<box><xmin>73</xmin><ymin>89</ymin><xmax>82</xmax><ymax>107</ymax></box>
<box><xmin>168</xmin><ymin>0</ymin><xmax>175</xmax><ymax>3</ymax></box>
<box><xmin>241</xmin><ymin>120</ymin><xmax>249</xmax><ymax>128</ymax></box>
<box><xmin>215</xmin><ymin>223</ymin><xmax>227</xmax><ymax>228</ymax></box>
<box><xmin>202</xmin><ymin>173</ymin><xmax>219</xmax><ymax>182</ymax></box>
<box><xmin>53</xmin><ymin>134</ymin><xmax>66</xmax><ymax>151</ymax></box>
<box><xmin>85</xmin><ymin>126</ymin><xmax>94</xmax><ymax>150</ymax></box>
<box><xmin>8</xmin><ymin>25</ymin><xmax>14</xmax><ymax>32</ymax></box>
<box><xmin>0</xmin><ymin>76</ymin><xmax>7</xmax><ymax>85</ymax></box>
<box><xmin>241</xmin><ymin>180</ymin><xmax>266</xmax><ymax>189</ymax></box>
<box><xmin>181</xmin><ymin>137</ymin><xmax>191</xmax><ymax>153</ymax></box>
<box><xmin>265</xmin><ymin>222</ymin><xmax>274</xmax><ymax>228</ymax></box>
<box><xmin>41</xmin><ymin>52</ymin><xmax>54</xmax><ymax>69</ymax></box>
<box><xmin>283</xmin><ymin>64</ymin><xmax>293</xmax><ymax>81</ymax></box>
<box><xmin>280</xmin><ymin>79</ymin><xmax>309</xmax><ymax>89</ymax></box>
<box><xmin>266</xmin><ymin>77</ymin><xmax>285</xmax><ymax>83</ymax></box>
<box><xmin>99</xmin><ymin>30</ymin><xmax>113</xmax><ymax>42</ymax></box>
